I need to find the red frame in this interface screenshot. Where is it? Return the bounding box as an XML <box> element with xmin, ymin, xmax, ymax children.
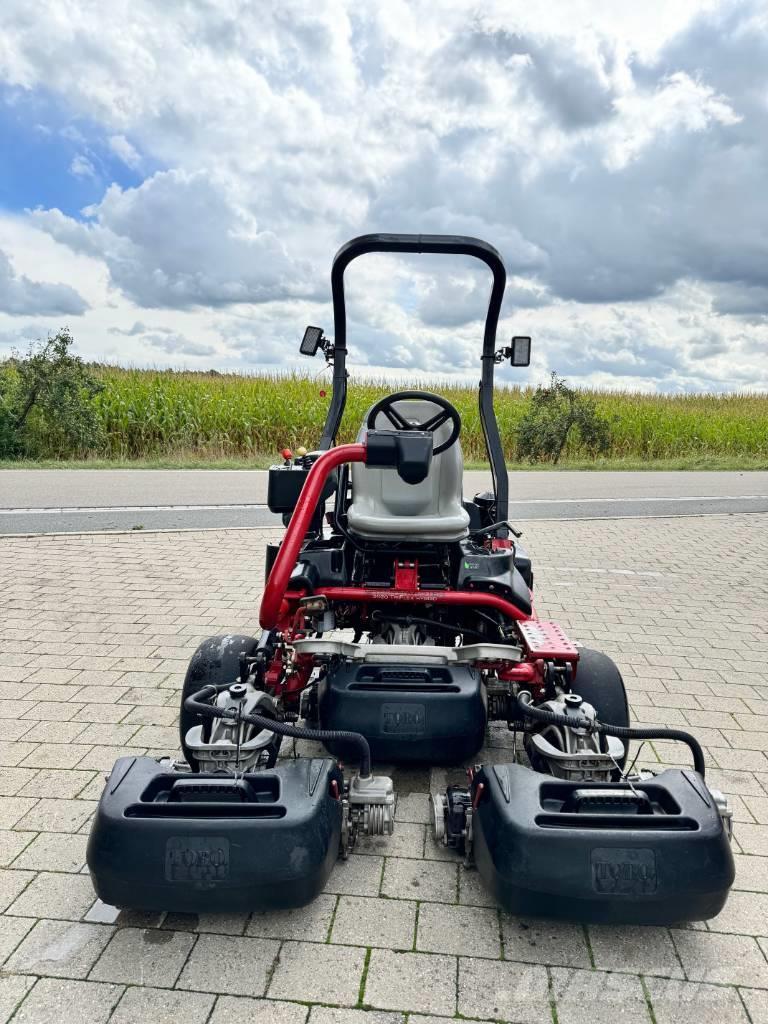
<box><xmin>260</xmin><ymin>444</ymin><xmax>576</xmax><ymax>683</ymax></box>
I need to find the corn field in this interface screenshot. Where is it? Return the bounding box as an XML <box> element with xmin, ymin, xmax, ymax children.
<box><xmin>19</xmin><ymin>365</ymin><xmax>768</xmax><ymax>463</ymax></box>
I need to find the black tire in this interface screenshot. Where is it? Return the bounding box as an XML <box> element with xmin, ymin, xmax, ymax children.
<box><xmin>180</xmin><ymin>634</ymin><xmax>259</xmax><ymax>770</ymax></box>
<box><xmin>572</xmin><ymin>647</ymin><xmax>630</xmax><ymax>774</ymax></box>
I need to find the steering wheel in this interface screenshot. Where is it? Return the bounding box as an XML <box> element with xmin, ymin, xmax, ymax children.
<box><xmin>366</xmin><ymin>390</ymin><xmax>461</xmax><ymax>455</ymax></box>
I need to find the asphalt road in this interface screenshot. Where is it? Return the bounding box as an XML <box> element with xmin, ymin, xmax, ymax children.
<box><xmin>1</xmin><ymin>469</ymin><xmax>767</xmax><ymax>534</ymax></box>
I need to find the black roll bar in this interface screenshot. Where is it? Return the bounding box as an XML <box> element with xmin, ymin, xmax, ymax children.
<box><xmin>321</xmin><ymin>233</ymin><xmax>509</xmax><ymax>524</ymax></box>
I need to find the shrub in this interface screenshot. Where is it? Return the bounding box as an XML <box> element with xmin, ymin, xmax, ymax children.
<box><xmin>516</xmin><ymin>372</ymin><xmax>612</xmax><ymax>463</ymax></box>
<box><xmin>0</xmin><ymin>329</ymin><xmax>104</xmax><ymax>459</ymax></box>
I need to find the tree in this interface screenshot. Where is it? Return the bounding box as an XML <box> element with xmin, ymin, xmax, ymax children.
<box><xmin>516</xmin><ymin>372</ymin><xmax>612</xmax><ymax>463</ymax></box>
<box><xmin>0</xmin><ymin>329</ymin><xmax>104</xmax><ymax>458</ymax></box>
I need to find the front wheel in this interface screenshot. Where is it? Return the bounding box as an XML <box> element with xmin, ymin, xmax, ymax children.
<box><xmin>179</xmin><ymin>634</ymin><xmax>259</xmax><ymax>771</ymax></box>
<box><xmin>571</xmin><ymin>647</ymin><xmax>630</xmax><ymax>774</ymax></box>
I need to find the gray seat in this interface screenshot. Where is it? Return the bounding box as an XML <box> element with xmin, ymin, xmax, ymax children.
<box><xmin>347</xmin><ymin>398</ymin><xmax>470</xmax><ymax>542</ymax></box>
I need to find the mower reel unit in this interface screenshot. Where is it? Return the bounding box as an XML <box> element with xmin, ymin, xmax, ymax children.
<box><xmin>88</xmin><ymin>234</ymin><xmax>734</xmax><ymax>924</ymax></box>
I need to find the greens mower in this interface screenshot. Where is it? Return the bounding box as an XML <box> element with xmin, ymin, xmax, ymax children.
<box><xmin>88</xmin><ymin>234</ymin><xmax>734</xmax><ymax>924</ymax></box>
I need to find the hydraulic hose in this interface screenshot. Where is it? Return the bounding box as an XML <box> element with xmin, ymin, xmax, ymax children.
<box><xmin>516</xmin><ymin>693</ymin><xmax>707</xmax><ymax>778</ymax></box>
<box><xmin>242</xmin><ymin>713</ymin><xmax>372</xmax><ymax>780</ymax></box>
<box><xmin>184</xmin><ymin>684</ymin><xmax>372</xmax><ymax>778</ymax></box>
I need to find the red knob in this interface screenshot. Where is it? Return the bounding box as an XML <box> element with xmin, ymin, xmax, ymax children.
<box><xmin>281</xmin><ymin>448</ymin><xmax>293</xmax><ymax>461</ymax></box>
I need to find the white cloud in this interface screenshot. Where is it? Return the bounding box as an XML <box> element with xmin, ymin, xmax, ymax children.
<box><xmin>108</xmin><ymin>134</ymin><xmax>141</xmax><ymax>169</ymax></box>
<box><xmin>33</xmin><ymin>169</ymin><xmax>321</xmax><ymax>309</ymax></box>
<box><xmin>0</xmin><ymin>0</ymin><xmax>766</xmax><ymax>389</ymax></box>
<box><xmin>69</xmin><ymin>153</ymin><xmax>97</xmax><ymax>180</ymax></box>
<box><xmin>0</xmin><ymin>249</ymin><xmax>88</xmax><ymax>316</ymax></box>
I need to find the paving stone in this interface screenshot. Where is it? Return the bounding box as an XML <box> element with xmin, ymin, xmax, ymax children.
<box><xmin>71</xmin><ymin>723</ymin><xmax>139</xmax><ymax>746</ymax></box>
<box><xmin>89</xmin><ymin>925</ymin><xmax>195</xmax><ymax>986</ymax></box>
<box><xmin>210</xmin><ymin>996</ymin><xmax>309</xmax><ymax>1024</ymax></box>
<box><xmin>0</xmin><ymin>868</ymin><xmax>34</xmax><ymax>911</ymax></box>
<box><xmin>381</xmin><ymin>857</ymin><xmax>457</xmax><ymax>903</ymax></box>
<box><xmin>324</xmin><ymin>854</ymin><xmax>384</xmax><ymax>897</ymax></box>
<box><xmin>645</xmin><ymin>977</ymin><xmax>749</xmax><ymax>1024</ymax></box>
<box><xmin>501</xmin><ymin>916</ymin><xmax>590</xmax><ymax>969</ymax></box>
<box><xmin>17</xmin><ymin>769</ymin><xmax>96</xmax><ymax>799</ymax></box>
<box><xmin>741</xmin><ymin>987</ymin><xmax>768</xmax><ymax>1024</ymax></box>
<box><xmin>0</xmin><ymin>743</ymin><xmax>43</xmax><ymax>768</ymax></box>
<box><xmin>707</xmin><ymin>889</ymin><xmax>768</xmax><ymax>935</ymax></box>
<box><xmin>588</xmin><ymin>924</ymin><xmax>683</xmax><ymax>977</ymax></box>
<box><xmin>268</xmin><ymin>941</ymin><xmax>365</xmax><ymax>1006</ymax></box>
<box><xmin>195</xmin><ymin>912</ymin><xmax>250</xmax><ymax>935</ymax></box>
<box><xmin>672</xmin><ymin>929</ymin><xmax>768</xmax><ymax>986</ymax></box>
<box><xmin>0</xmin><ymin>768</ymin><xmax>38</xmax><ymax>796</ymax></box>
<box><xmin>18</xmin><ymin>744</ymin><xmax>94</xmax><ymax>770</ymax></box>
<box><xmin>458</xmin><ymin>865</ymin><xmax>496</xmax><ymax>907</ymax></box>
<box><xmin>733</xmin><ymin>853</ymin><xmax>768</xmax><ymax>891</ymax></box>
<box><xmin>0</xmin><ymin>975</ymin><xmax>35</xmax><ymax>1023</ymax></box>
<box><xmin>13</xmin><ymin>978</ymin><xmax>123</xmax><ymax>1024</ymax></box>
<box><xmin>14</xmin><ymin>797</ymin><xmax>95</xmax><ymax>833</ymax></box>
<box><xmin>111</xmin><ymin>985</ymin><xmax>215</xmax><ymax>1024</ymax></box>
<box><xmin>411</xmin><ymin>1017</ymin><xmax>488</xmax><ymax>1024</ymax></box>
<box><xmin>356</xmin><ymin>822</ymin><xmax>425</xmax><ymax>859</ymax></box>
<box><xmin>331</xmin><ymin>895</ymin><xmax>416</xmax><ymax>949</ymax></box>
<box><xmin>5</xmin><ymin>919</ymin><xmax>114</xmax><ymax>978</ymax></box>
<box><xmin>7</xmin><ymin>872</ymin><xmax>96</xmax><ymax>921</ymax></box>
<box><xmin>395</xmin><ymin>793</ymin><xmax>430</xmax><ymax>824</ymax></box>
<box><xmin>247</xmin><ymin>893</ymin><xmax>336</xmax><ymax>942</ymax></box>
<box><xmin>12</xmin><ymin>833</ymin><xmax>87</xmax><ymax>872</ymax></box>
<box><xmin>0</xmin><ymin>796</ymin><xmax>38</xmax><ymax>828</ymax></box>
<box><xmin>365</xmin><ymin>948</ymin><xmax>456</xmax><ymax>1016</ymax></box>
<box><xmin>0</xmin><ymin>830</ymin><xmax>35</xmax><ymax>866</ymax></box>
<box><xmin>3</xmin><ymin>514</ymin><xmax>768</xmax><ymax>1019</ymax></box>
<box><xmin>71</xmin><ymin>703</ymin><xmax>131</xmax><ymax>724</ymax></box>
<box><xmin>21</xmin><ymin>721</ymin><xmax>88</xmax><ymax>745</ymax></box>
<box><xmin>735</xmin><ymin>822</ymin><xmax>768</xmax><ymax>854</ymax></box>
<box><xmin>177</xmin><ymin>934</ymin><xmax>280</xmax><ymax>996</ymax></box>
<box><xmin>458</xmin><ymin>958</ymin><xmax>551</xmax><ymax>1023</ymax></box>
<box><xmin>417</xmin><ymin>903</ymin><xmax>501</xmax><ymax>958</ymax></box>
<box><xmin>309</xmin><ymin>1010</ymin><xmax>402</xmax><ymax>1024</ymax></box>
<box><xmin>551</xmin><ymin>966</ymin><xmax>651</xmax><ymax>1024</ymax></box>
<box><xmin>0</xmin><ymin>914</ymin><xmax>35</xmax><ymax>963</ymax></box>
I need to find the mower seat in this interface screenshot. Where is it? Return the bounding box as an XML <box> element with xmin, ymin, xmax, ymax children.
<box><xmin>348</xmin><ymin>399</ymin><xmax>470</xmax><ymax>542</ymax></box>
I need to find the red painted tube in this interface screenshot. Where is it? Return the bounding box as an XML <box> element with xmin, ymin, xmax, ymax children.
<box><xmin>308</xmin><ymin>586</ymin><xmax>530</xmax><ymax>623</ymax></box>
<box><xmin>259</xmin><ymin>443</ymin><xmax>367</xmax><ymax>629</ymax></box>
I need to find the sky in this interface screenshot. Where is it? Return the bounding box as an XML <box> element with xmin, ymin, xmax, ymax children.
<box><xmin>0</xmin><ymin>0</ymin><xmax>767</xmax><ymax>393</ymax></box>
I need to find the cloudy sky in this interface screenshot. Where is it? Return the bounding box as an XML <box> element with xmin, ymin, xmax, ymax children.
<box><xmin>0</xmin><ymin>0</ymin><xmax>766</xmax><ymax>392</ymax></box>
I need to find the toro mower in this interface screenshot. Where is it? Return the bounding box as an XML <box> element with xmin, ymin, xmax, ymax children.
<box><xmin>88</xmin><ymin>234</ymin><xmax>734</xmax><ymax>924</ymax></box>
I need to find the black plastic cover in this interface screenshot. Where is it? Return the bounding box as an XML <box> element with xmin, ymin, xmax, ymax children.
<box><xmin>87</xmin><ymin>756</ymin><xmax>343</xmax><ymax>912</ymax></box>
<box><xmin>316</xmin><ymin>661</ymin><xmax>486</xmax><ymax>764</ymax></box>
<box><xmin>457</xmin><ymin>544</ymin><xmax>532</xmax><ymax>616</ymax></box>
<box><xmin>267</xmin><ymin>463</ymin><xmax>337</xmax><ymax>513</ymax></box>
<box><xmin>472</xmin><ymin>763</ymin><xmax>734</xmax><ymax>924</ymax></box>
<box><xmin>365</xmin><ymin>430</ymin><xmax>433</xmax><ymax>484</ymax></box>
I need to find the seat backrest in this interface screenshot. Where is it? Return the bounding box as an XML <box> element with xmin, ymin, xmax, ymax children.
<box><xmin>347</xmin><ymin>398</ymin><xmax>469</xmax><ymax>541</ymax></box>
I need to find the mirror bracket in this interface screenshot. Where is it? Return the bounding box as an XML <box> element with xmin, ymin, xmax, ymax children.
<box><xmin>494</xmin><ymin>336</ymin><xmax>531</xmax><ymax>367</ymax></box>
<box><xmin>300</xmin><ymin>326</ymin><xmax>335</xmax><ymax>363</ymax></box>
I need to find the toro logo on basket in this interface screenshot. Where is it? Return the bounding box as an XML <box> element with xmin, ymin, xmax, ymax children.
<box><xmin>591</xmin><ymin>848</ymin><xmax>657</xmax><ymax>895</ymax></box>
<box><xmin>165</xmin><ymin>837</ymin><xmax>230</xmax><ymax>884</ymax></box>
<box><xmin>382</xmin><ymin>702</ymin><xmax>426</xmax><ymax>735</ymax></box>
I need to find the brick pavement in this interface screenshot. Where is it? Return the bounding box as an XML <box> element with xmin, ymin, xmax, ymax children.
<box><xmin>0</xmin><ymin>513</ymin><xmax>767</xmax><ymax>1022</ymax></box>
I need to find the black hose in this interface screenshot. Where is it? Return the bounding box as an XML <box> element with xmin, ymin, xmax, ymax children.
<box><xmin>516</xmin><ymin>693</ymin><xmax>707</xmax><ymax>778</ymax></box>
<box><xmin>243</xmin><ymin>713</ymin><xmax>371</xmax><ymax>779</ymax></box>
<box><xmin>184</xmin><ymin>685</ymin><xmax>372</xmax><ymax>778</ymax></box>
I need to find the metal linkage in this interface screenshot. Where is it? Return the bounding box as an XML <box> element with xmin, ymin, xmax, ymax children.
<box><xmin>341</xmin><ymin>773</ymin><xmax>395</xmax><ymax>856</ymax></box>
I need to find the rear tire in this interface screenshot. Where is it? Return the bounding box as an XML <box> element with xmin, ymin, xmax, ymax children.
<box><xmin>572</xmin><ymin>647</ymin><xmax>630</xmax><ymax>774</ymax></box>
<box><xmin>180</xmin><ymin>634</ymin><xmax>259</xmax><ymax>771</ymax></box>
